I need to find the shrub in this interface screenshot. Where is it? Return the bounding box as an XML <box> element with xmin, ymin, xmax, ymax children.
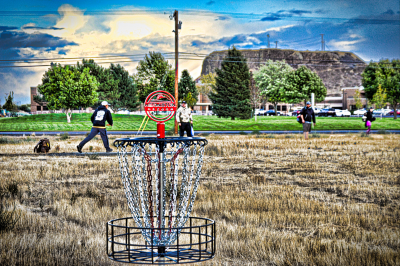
<box><xmin>87</xmin><ymin>153</ymin><xmax>100</xmax><ymax>160</ymax></box>
<box><xmin>0</xmin><ymin>137</ymin><xmax>21</xmax><ymax>144</ymax></box>
<box><xmin>0</xmin><ymin>203</ymin><xmax>21</xmax><ymax>232</ymax></box>
<box><xmin>251</xmin><ymin>130</ymin><xmax>260</xmax><ymax>135</ymax></box>
<box><xmin>377</xmin><ymin>130</ymin><xmax>390</xmax><ymax>135</ymax></box>
<box><xmin>60</xmin><ymin>133</ymin><xmax>70</xmax><ymax>140</ymax></box>
<box><xmin>361</xmin><ymin>133</ymin><xmax>371</xmax><ymax>138</ymax></box>
<box><xmin>239</xmin><ymin>131</ymin><xmax>248</xmax><ymax>135</ymax></box>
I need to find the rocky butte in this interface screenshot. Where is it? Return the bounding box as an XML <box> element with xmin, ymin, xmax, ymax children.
<box><xmin>200</xmin><ymin>49</ymin><xmax>367</xmax><ymax>97</ymax></box>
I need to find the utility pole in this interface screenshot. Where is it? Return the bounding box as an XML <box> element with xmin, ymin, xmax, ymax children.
<box><xmin>267</xmin><ymin>34</ymin><xmax>270</xmax><ymax>48</ymax></box>
<box><xmin>173</xmin><ymin>10</ymin><xmax>179</xmax><ymax>134</ymax></box>
<box><xmin>320</xmin><ymin>34</ymin><xmax>325</xmax><ymax>51</ymax></box>
<box><xmin>275</xmin><ymin>41</ymin><xmax>278</xmax><ymax>48</ymax></box>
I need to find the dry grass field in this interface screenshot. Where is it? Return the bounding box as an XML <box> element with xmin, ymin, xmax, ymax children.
<box><xmin>1</xmin><ymin>133</ymin><xmax>400</xmax><ymax>265</ymax></box>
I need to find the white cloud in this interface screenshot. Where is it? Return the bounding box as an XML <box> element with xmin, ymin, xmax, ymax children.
<box><xmin>257</xmin><ymin>24</ymin><xmax>296</xmax><ymax>34</ymax></box>
<box><xmin>328</xmin><ymin>35</ymin><xmax>366</xmax><ymax>51</ymax></box>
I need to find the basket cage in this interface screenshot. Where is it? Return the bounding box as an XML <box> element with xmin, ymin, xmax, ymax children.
<box><xmin>114</xmin><ymin>137</ymin><xmax>208</xmax><ymax>246</ymax></box>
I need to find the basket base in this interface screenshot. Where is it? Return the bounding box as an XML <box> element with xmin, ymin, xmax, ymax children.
<box><xmin>107</xmin><ymin>216</ymin><xmax>216</xmax><ymax>264</ymax></box>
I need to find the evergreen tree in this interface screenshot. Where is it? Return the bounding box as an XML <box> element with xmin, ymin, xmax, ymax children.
<box><xmin>3</xmin><ymin>91</ymin><xmax>15</xmax><ymax>112</ymax></box>
<box><xmin>178</xmin><ymin>69</ymin><xmax>198</xmax><ymax>108</ymax></box>
<box><xmin>77</xmin><ymin>59</ymin><xmax>120</xmax><ymax>111</ymax></box>
<box><xmin>209</xmin><ymin>46</ymin><xmax>252</xmax><ymax>120</ymax></box>
<box><xmin>109</xmin><ymin>64</ymin><xmax>140</xmax><ymax>111</ymax></box>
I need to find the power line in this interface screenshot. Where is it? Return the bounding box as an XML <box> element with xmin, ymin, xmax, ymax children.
<box><xmin>0</xmin><ymin>10</ymin><xmax>398</xmax><ymax>25</ymax></box>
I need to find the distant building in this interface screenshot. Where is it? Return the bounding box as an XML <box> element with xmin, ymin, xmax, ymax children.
<box><xmin>342</xmin><ymin>86</ymin><xmax>368</xmax><ymax>110</ymax></box>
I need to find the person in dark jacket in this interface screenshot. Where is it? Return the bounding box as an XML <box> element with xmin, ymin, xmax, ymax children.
<box><xmin>77</xmin><ymin>101</ymin><xmax>113</xmax><ymax>153</ymax></box>
<box><xmin>365</xmin><ymin>107</ymin><xmax>374</xmax><ymax>135</ymax></box>
<box><xmin>300</xmin><ymin>101</ymin><xmax>316</xmax><ymax>140</ymax></box>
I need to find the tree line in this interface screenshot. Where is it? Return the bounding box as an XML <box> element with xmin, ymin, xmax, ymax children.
<box><xmin>206</xmin><ymin>47</ymin><xmax>400</xmax><ymax>120</ymax></box>
<box><xmin>30</xmin><ymin>53</ymin><xmax>198</xmax><ymax>122</ymax></box>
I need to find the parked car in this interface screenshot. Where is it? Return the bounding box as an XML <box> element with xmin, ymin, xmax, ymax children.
<box><xmin>373</xmin><ymin>108</ymin><xmax>392</xmax><ymax>116</ymax></box>
<box><xmin>353</xmin><ymin>109</ymin><xmax>367</xmax><ymax>116</ymax></box>
<box><xmin>255</xmin><ymin>109</ymin><xmax>267</xmax><ymax>116</ymax></box>
<box><xmin>291</xmin><ymin>110</ymin><xmax>301</xmax><ymax>116</ymax></box>
<box><xmin>265</xmin><ymin>110</ymin><xmax>281</xmax><ymax>116</ymax></box>
<box><xmin>312</xmin><ymin>107</ymin><xmax>321</xmax><ymax>115</ymax></box>
<box><xmin>318</xmin><ymin>108</ymin><xmax>336</xmax><ymax>117</ymax></box>
<box><xmin>335</xmin><ymin>109</ymin><xmax>351</xmax><ymax>117</ymax></box>
<box><xmin>388</xmin><ymin>110</ymin><xmax>400</xmax><ymax>115</ymax></box>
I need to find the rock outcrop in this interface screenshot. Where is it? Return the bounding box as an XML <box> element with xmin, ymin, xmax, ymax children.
<box><xmin>200</xmin><ymin>49</ymin><xmax>366</xmax><ymax>96</ymax></box>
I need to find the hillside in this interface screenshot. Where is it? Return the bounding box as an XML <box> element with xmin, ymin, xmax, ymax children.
<box><xmin>200</xmin><ymin>49</ymin><xmax>367</xmax><ymax>96</ymax></box>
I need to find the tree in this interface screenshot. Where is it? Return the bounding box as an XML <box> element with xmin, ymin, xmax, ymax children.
<box><xmin>371</xmin><ymin>84</ymin><xmax>387</xmax><ymax>109</ymax></box>
<box><xmin>199</xmin><ymin>73</ymin><xmax>216</xmax><ymax>95</ymax></box>
<box><xmin>249</xmin><ymin>71</ymin><xmax>262</xmax><ymax>120</ymax></box>
<box><xmin>19</xmin><ymin>104</ymin><xmax>31</xmax><ymax>112</ymax></box>
<box><xmin>109</xmin><ymin>64</ymin><xmax>140</xmax><ymax>111</ymax></box>
<box><xmin>135</xmin><ymin>52</ymin><xmax>175</xmax><ymax>102</ymax></box>
<box><xmin>362</xmin><ymin>59</ymin><xmax>400</xmax><ymax>119</ymax></box>
<box><xmin>385</xmin><ymin>72</ymin><xmax>400</xmax><ymax>119</ymax></box>
<box><xmin>37</xmin><ymin>64</ymin><xmax>99</xmax><ymax>123</ymax></box>
<box><xmin>209</xmin><ymin>46</ymin><xmax>252</xmax><ymax>120</ymax></box>
<box><xmin>354</xmin><ymin>89</ymin><xmax>363</xmax><ymax>111</ymax></box>
<box><xmin>184</xmin><ymin>92</ymin><xmax>197</xmax><ymax>109</ymax></box>
<box><xmin>178</xmin><ymin>69</ymin><xmax>198</xmax><ymax>108</ymax></box>
<box><xmin>77</xmin><ymin>59</ymin><xmax>120</xmax><ymax>111</ymax></box>
<box><xmin>254</xmin><ymin>60</ymin><xmax>295</xmax><ymax>115</ymax></box>
<box><xmin>289</xmin><ymin>66</ymin><xmax>327</xmax><ymax>104</ymax></box>
<box><xmin>3</xmin><ymin>91</ymin><xmax>16</xmax><ymax>114</ymax></box>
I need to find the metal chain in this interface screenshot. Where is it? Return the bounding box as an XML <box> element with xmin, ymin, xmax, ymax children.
<box><xmin>167</xmin><ymin>147</ymin><xmax>184</xmax><ymax>232</ymax></box>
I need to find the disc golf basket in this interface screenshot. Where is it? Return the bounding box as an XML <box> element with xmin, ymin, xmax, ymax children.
<box><xmin>107</xmin><ymin>91</ymin><xmax>215</xmax><ymax>264</ymax></box>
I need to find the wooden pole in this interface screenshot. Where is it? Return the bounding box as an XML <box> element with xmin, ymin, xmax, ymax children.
<box><xmin>174</xmin><ymin>10</ymin><xmax>179</xmax><ymax>134</ymax></box>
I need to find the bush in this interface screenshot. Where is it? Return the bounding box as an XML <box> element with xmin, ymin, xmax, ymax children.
<box><xmin>361</xmin><ymin>133</ymin><xmax>371</xmax><ymax>138</ymax></box>
<box><xmin>239</xmin><ymin>131</ymin><xmax>248</xmax><ymax>135</ymax></box>
<box><xmin>60</xmin><ymin>133</ymin><xmax>70</xmax><ymax>140</ymax></box>
<box><xmin>0</xmin><ymin>137</ymin><xmax>21</xmax><ymax>144</ymax></box>
<box><xmin>0</xmin><ymin>203</ymin><xmax>21</xmax><ymax>232</ymax></box>
<box><xmin>377</xmin><ymin>130</ymin><xmax>390</xmax><ymax>135</ymax></box>
<box><xmin>251</xmin><ymin>130</ymin><xmax>260</xmax><ymax>135</ymax></box>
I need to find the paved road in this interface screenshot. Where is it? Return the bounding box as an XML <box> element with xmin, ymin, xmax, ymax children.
<box><xmin>1</xmin><ymin>130</ymin><xmax>399</xmax><ymax>136</ymax></box>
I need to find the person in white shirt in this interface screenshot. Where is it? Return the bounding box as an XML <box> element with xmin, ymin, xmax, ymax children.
<box><xmin>175</xmin><ymin>101</ymin><xmax>193</xmax><ymax>137</ymax></box>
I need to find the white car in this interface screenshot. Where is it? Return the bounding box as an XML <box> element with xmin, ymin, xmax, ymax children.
<box><xmin>353</xmin><ymin>109</ymin><xmax>367</xmax><ymax>116</ymax></box>
<box><xmin>335</xmin><ymin>109</ymin><xmax>351</xmax><ymax>117</ymax></box>
<box><xmin>255</xmin><ymin>109</ymin><xmax>267</xmax><ymax>116</ymax></box>
<box><xmin>312</xmin><ymin>107</ymin><xmax>321</xmax><ymax>115</ymax></box>
<box><xmin>373</xmin><ymin>108</ymin><xmax>391</xmax><ymax>116</ymax></box>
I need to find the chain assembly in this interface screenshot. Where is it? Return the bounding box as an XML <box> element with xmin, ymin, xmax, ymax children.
<box><xmin>115</xmin><ymin>137</ymin><xmax>208</xmax><ymax>246</ymax></box>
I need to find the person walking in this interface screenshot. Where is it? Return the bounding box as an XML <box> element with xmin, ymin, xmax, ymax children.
<box><xmin>77</xmin><ymin>101</ymin><xmax>113</xmax><ymax>153</ymax></box>
<box><xmin>300</xmin><ymin>101</ymin><xmax>316</xmax><ymax>140</ymax></box>
<box><xmin>176</xmin><ymin>101</ymin><xmax>193</xmax><ymax>137</ymax></box>
<box><xmin>365</xmin><ymin>106</ymin><xmax>374</xmax><ymax>135</ymax></box>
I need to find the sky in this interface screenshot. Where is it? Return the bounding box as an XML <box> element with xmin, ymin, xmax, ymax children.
<box><xmin>0</xmin><ymin>0</ymin><xmax>399</xmax><ymax>104</ymax></box>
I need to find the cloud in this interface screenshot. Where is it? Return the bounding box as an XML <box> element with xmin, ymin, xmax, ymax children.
<box><xmin>22</xmin><ymin>26</ymin><xmax>64</xmax><ymax>30</ymax></box>
<box><xmin>346</xmin><ymin>9</ymin><xmax>400</xmax><ymax>25</ymax></box>
<box><xmin>0</xmin><ymin>31</ymin><xmax>77</xmax><ymax>50</ymax></box>
<box><xmin>0</xmin><ymin>26</ymin><xmax>18</xmax><ymax>31</ymax></box>
<box><xmin>259</xmin><ymin>25</ymin><xmax>296</xmax><ymax>33</ymax></box>
<box><xmin>206</xmin><ymin>1</ymin><xmax>215</xmax><ymax>5</ymax></box>
<box><xmin>261</xmin><ymin>9</ymin><xmax>314</xmax><ymax>21</ymax></box>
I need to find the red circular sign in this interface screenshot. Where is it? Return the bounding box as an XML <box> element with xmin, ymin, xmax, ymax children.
<box><xmin>144</xmin><ymin>90</ymin><xmax>177</xmax><ymax>122</ymax></box>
